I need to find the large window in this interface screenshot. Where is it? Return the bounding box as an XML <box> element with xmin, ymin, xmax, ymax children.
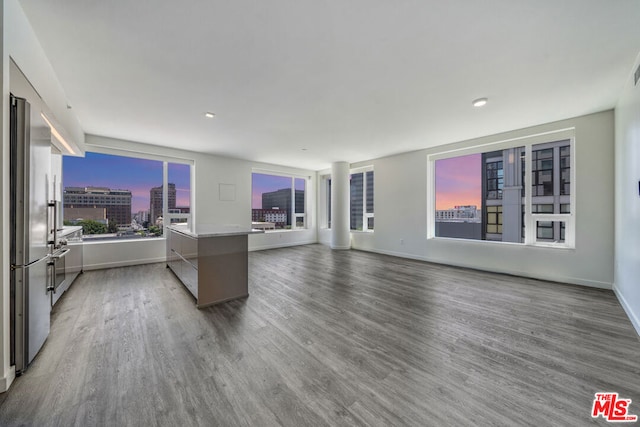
<box><xmin>251</xmin><ymin>172</ymin><xmax>307</xmax><ymax>231</ymax></box>
<box><xmin>321</xmin><ymin>175</ymin><xmax>332</xmax><ymax>229</ymax></box>
<box><xmin>166</xmin><ymin>163</ymin><xmax>191</xmax><ymax>226</ymax></box>
<box><xmin>350</xmin><ymin>168</ymin><xmax>374</xmax><ymax>231</ymax></box>
<box><xmin>62</xmin><ymin>152</ymin><xmax>191</xmax><ymax>240</ymax></box>
<box><xmin>430</xmin><ymin>131</ymin><xmax>574</xmax><ymax>247</ymax></box>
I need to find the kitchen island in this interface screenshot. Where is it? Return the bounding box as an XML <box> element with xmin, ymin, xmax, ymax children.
<box><xmin>166</xmin><ymin>224</ymin><xmax>264</xmax><ymax>308</ymax></box>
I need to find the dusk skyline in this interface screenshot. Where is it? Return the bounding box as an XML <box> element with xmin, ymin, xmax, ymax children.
<box><xmin>64</xmin><ymin>152</ymin><xmax>475</xmax><ymax>214</ymax></box>
<box><xmin>63</xmin><ymin>153</ymin><xmax>190</xmax><ymax>213</ymax></box>
<box><xmin>252</xmin><ymin>173</ymin><xmax>305</xmax><ymax>209</ymax></box>
<box><xmin>435</xmin><ymin>153</ymin><xmax>481</xmax><ymax>210</ymax></box>
<box><xmin>64</xmin><ymin>154</ymin><xmax>305</xmax><ymax>214</ymax></box>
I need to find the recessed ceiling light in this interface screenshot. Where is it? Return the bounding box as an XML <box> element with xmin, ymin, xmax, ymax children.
<box><xmin>204</xmin><ymin>112</ymin><xmax>215</xmax><ymax>118</ymax></box>
<box><xmin>472</xmin><ymin>98</ymin><xmax>488</xmax><ymax>107</ymax></box>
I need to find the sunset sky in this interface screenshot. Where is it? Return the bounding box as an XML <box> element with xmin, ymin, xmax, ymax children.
<box><xmin>64</xmin><ymin>152</ymin><xmax>476</xmax><ymax>213</ymax></box>
<box><xmin>435</xmin><ymin>153</ymin><xmax>481</xmax><ymax>210</ymax></box>
<box><xmin>252</xmin><ymin>173</ymin><xmax>305</xmax><ymax>209</ymax></box>
<box><xmin>63</xmin><ymin>153</ymin><xmax>190</xmax><ymax>212</ymax></box>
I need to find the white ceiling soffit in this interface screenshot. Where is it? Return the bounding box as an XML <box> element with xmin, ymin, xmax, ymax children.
<box><xmin>18</xmin><ymin>0</ymin><xmax>640</xmax><ymax>170</ymax></box>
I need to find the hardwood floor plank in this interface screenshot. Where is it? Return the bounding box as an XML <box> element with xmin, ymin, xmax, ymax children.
<box><xmin>1</xmin><ymin>244</ymin><xmax>638</xmax><ymax>426</ymax></box>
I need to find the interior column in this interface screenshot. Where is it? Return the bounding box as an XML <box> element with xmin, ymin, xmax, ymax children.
<box><xmin>330</xmin><ymin>161</ymin><xmax>351</xmax><ymax>250</ymax></box>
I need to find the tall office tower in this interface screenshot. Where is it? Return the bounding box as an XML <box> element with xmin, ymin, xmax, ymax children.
<box><xmin>149</xmin><ymin>183</ymin><xmax>176</xmax><ymax>223</ymax></box>
<box><xmin>349</xmin><ymin>173</ymin><xmax>364</xmax><ymax>230</ymax></box>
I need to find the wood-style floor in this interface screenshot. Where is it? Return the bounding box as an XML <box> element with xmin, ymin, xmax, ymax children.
<box><xmin>1</xmin><ymin>244</ymin><xmax>639</xmax><ymax>426</ymax></box>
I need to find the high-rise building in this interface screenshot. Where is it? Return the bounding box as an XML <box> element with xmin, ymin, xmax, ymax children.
<box><xmin>481</xmin><ymin>140</ymin><xmax>570</xmax><ymax>243</ymax></box>
<box><xmin>261</xmin><ymin>188</ymin><xmax>304</xmax><ymax>227</ymax></box>
<box><xmin>350</xmin><ymin>173</ymin><xmax>363</xmax><ymax>230</ymax></box>
<box><xmin>63</xmin><ymin>186</ymin><xmax>132</xmax><ymax>226</ymax></box>
<box><xmin>435</xmin><ymin>205</ymin><xmax>480</xmax><ymax>221</ymax></box>
<box><xmin>349</xmin><ymin>171</ymin><xmax>373</xmax><ymax>230</ymax></box>
<box><xmin>149</xmin><ymin>183</ymin><xmax>176</xmax><ymax>223</ymax></box>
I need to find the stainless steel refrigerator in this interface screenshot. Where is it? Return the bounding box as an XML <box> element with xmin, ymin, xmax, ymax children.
<box><xmin>10</xmin><ymin>94</ymin><xmax>55</xmax><ymax>373</ymax></box>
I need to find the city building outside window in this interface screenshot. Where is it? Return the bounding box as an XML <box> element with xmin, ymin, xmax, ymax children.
<box><xmin>350</xmin><ymin>167</ymin><xmax>374</xmax><ymax>231</ymax></box>
<box><xmin>429</xmin><ymin>131</ymin><xmax>574</xmax><ymax>247</ymax></box>
<box><xmin>166</xmin><ymin>163</ymin><xmax>191</xmax><ymax>226</ymax></box>
<box><xmin>62</xmin><ymin>152</ymin><xmax>191</xmax><ymax>240</ymax></box>
<box><xmin>320</xmin><ymin>175</ymin><xmax>332</xmax><ymax>229</ymax></box>
<box><xmin>251</xmin><ymin>172</ymin><xmax>307</xmax><ymax>231</ymax></box>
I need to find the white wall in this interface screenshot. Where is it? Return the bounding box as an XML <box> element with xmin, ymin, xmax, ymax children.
<box><xmin>82</xmin><ymin>239</ymin><xmax>166</xmax><ymax>271</ymax></box>
<box><xmin>614</xmin><ymin>53</ymin><xmax>640</xmax><ymax>335</ymax></box>
<box><xmin>1</xmin><ymin>0</ymin><xmax>85</xmax><ymax>392</ymax></box>
<box><xmin>82</xmin><ymin>135</ymin><xmax>317</xmax><ymax>269</ymax></box>
<box><xmin>349</xmin><ymin>110</ymin><xmax>615</xmax><ymax>289</ymax></box>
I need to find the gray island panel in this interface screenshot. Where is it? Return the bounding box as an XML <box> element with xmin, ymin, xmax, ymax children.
<box><xmin>167</xmin><ymin>224</ymin><xmax>263</xmax><ymax>308</ymax></box>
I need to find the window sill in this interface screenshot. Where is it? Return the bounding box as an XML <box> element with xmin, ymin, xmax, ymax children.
<box><xmin>261</xmin><ymin>228</ymin><xmax>309</xmax><ymax>233</ymax></box>
<box><xmin>428</xmin><ymin>236</ymin><xmax>575</xmax><ymax>250</ymax></box>
<box><xmin>529</xmin><ymin>242</ymin><xmax>575</xmax><ymax>250</ymax></box>
<box><xmin>350</xmin><ymin>230</ymin><xmax>374</xmax><ymax>234</ymax></box>
<box><xmin>82</xmin><ymin>236</ymin><xmax>166</xmax><ymax>245</ymax></box>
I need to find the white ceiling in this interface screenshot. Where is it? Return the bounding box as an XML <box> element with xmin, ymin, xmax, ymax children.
<box><xmin>18</xmin><ymin>0</ymin><xmax>640</xmax><ymax>170</ymax></box>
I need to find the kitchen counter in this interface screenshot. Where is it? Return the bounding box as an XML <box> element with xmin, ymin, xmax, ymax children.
<box><xmin>58</xmin><ymin>225</ymin><xmax>83</xmax><ymax>237</ymax></box>
<box><xmin>166</xmin><ymin>224</ymin><xmax>263</xmax><ymax>308</ymax></box>
<box><xmin>168</xmin><ymin>223</ymin><xmax>264</xmax><ymax>238</ymax></box>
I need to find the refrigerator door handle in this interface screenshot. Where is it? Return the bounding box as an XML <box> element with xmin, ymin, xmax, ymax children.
<box><xmin>10</xmin><ymin>254</ymin><xmax>51</xmax><ymax>270</ymax></box>
<box><xmin>48</xmin><ymin>200</ymin><xmax>58</xmax><ymax>247</ymax></box>
<box><xmin>50</xmin><ymin>248</ymin><xmax>70</xmax><ymax>259</ymax></box>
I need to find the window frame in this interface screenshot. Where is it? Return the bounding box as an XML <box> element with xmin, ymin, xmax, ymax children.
<box><xmin>163</xmin><ymin>162</ymin><xmax>193</xmax><ymax>231</ymax></box>
<box><xmin>427</xmin><ymin>128</ymin><xmax>575</xmax><ymax>248</ymax></box>
<box><xmin>251</xmin><ymin>169</ymin><xmax>310</xmax><ymax>232</ymax></box>
<box><xmin>320</xmin><ymin>174</ymin><xmax>332</xmax><ymax>229</ymax></box>
<box><xmin>63</xmin><ymin>148</ymin><xmax>194</xmax><ymax>241</ymax></box>
<box><xmin>350</xmin><ymin>165</ymin><xmax>374</xmax><ymax>232</ymax></box>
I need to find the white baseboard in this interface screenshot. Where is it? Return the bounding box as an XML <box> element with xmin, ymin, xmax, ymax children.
<box><xmin>359</xmin><ymin>247</ymin><xmax>429</xmax><ymax>263</ymax></box>
<box><xmin>83</xmin><ymin>256</ymin><xmax>166</xmax><ymax>271</ymax></box>
<box><xmin>613</xmin><ymin>284</ymin><xmax>640</xmax><ymax>337</ymax></box>
<box><xmin>330</xmin><ymin>245</ymin><xmax>351</xmax><ymax>250</ymax></box>
<box><xmin>0</xmin><ymin>366</ymin><xmax>16</xmax><ymax>393</ymax></box>
<box><xmin>318</xmin><ymin>239</ymin><xmax>331</xmax><ymax>246</ymax></box>
<box><xmin>355</xmin><ymin>246</ymin><xmax>613</xmax><ymax>289</ymax></box>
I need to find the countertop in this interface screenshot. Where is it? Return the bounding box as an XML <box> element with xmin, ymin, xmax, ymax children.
<box><xmin>168</xmin><ymin>223</ymin><xmax>265</xmax><ymax>238</ymax></box>
<box><xmin>58</xmin><ymin>226</ymin><xmax>83</xmax><ymax>237</ymax></box>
